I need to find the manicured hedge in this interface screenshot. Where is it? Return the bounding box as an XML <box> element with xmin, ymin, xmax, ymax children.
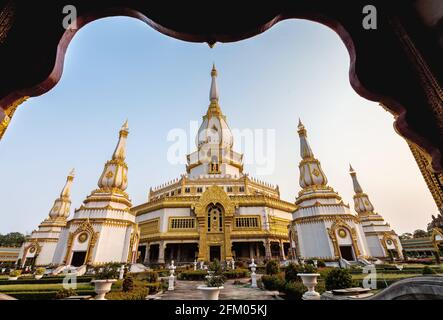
<box><xmin>5</xmin><ymin>289</ymin><xmax>95</xmax><ymax>300</ymax></box>
<box><xmin>0</xmin><ymin>276</ymin><xmax>93</xmax><ymax>286</ymax></box>
<box><xmin>177</xmin><ymin>270</ymin><xmax>207</xmax><ymax>281</ymax></box>
<box><xmin>261</xmin><ymin>275</ymin><xmax>285</xmax><ymax>291</ymax></box>
<box><xmin>223</xmin><ymin>269</ymin><xmax>250</xmax><ymax>279</ymax></box>
<box><xmin>105</xmin><ymin>287</ymin><xmax>148</xmax><ymax>300</ymax></box>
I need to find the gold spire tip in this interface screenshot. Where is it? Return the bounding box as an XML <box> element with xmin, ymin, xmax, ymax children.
<box><xmin>121</xmin><ymin>119</ymin><xmax>129</xmax><ymax>131</ymax></box>
<box><xmin>69</xmin><ymin>168</ymin><xmax>75</xmax><ymax>177</ymax></box>
<box><xmin>349</xmin><ymin>163</ymin><xmax>355</xmax><ymax>172</ymax></box>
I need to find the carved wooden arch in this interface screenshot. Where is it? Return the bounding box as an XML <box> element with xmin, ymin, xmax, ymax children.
<box><xmin>327</xmin><ymin>219</ymin><xmax>362</xmax><ymax>259</ymax></box>
<box><xmin>0</xmin><ymin>1</ymin><xmax>442</xmax><ymax>174</ymax></box>
<box><xmin>63</xmin><ymin>219</ymin><xmax>99</xmax><ymax>265</ymax></box>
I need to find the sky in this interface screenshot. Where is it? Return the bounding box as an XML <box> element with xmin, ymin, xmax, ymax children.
<box><xmin>0</xmin><ymin>17</ymin><xmax>437</xmax><ymax>235</ymax></box>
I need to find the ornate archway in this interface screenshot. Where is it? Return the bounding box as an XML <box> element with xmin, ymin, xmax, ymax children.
<box><xmin>327</xmin><ymin>219</ymin><xmax>362</xmax><ymax>260</ymax></box>
<box><xmin>63</xmin><ymin>219</ymin><xmax>99</xmax><ymax>265</ymax></box>
<box><xmin>192</xmin><ymin>186</ymin><xmax>237</xmax><ymax>261</ymax></box>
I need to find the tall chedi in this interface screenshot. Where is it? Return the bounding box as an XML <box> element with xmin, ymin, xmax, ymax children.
<box><xmin>53</xmin><ymin>121</ymin><xmax>139</xmax><ymax>267</ymax></box>
<box><xmin>349</xmin><ymin>165</ymin><xmax>403</xmax><ymax>259</ymax></box>
<box><xmin>289</xmin><ymin>120</ymin><xmax>370</xmax><ymax>265</ymax></box>
<box><xmin>19</xmin><ymin>170</ymin><xmax>75</xmax><ymax>267</ymax></box>
<box><xmin>187</xmin><ymin>64</ymin><xmax>243</xmax><ymax>177</ymax></box>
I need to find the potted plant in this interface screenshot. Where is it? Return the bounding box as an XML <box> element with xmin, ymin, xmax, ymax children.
<box><xmin>297</xmin><ymin>264</ymin><xmax>321</xmax><ymax>300</ymax></box>
<box><xmin>34</xmin><ymin>267</ymin><xmax>45</xmax><ymax>280</ymax></box>
<box><xmin>91</xmin><ymin>263</ymin><xmax>119</xmax><ymax>300</ymax></box>
<box><xmin>8</xmin><ymin>269</ymin><xmax>22</xmax><ymax>280</ymax></box>
<box><xmin>197</xmin><ymin>259</ymin><xmax>225</xmax><ymax>300</ymax></box>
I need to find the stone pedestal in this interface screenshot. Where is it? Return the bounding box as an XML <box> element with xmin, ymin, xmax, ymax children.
<box><xmin>249</xmin><ymin>258</ymin><xmax>257</xmax><ymax>288</ymax></box>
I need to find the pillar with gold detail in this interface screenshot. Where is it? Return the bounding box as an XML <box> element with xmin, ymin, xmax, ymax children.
<box><xmin>290</xmin><ymin>120</ymin><xmax>370</xmax><ymax>265</ymax></box>
<box><xmin>19</xmin><ymin>169</ymin><xmax>75</xmax><ymax>267</ymax></box>
<box><xmin>349</xmin><ymin>165</ymin><xmax>403</xmax><ymax>260</ymax></box>
<box><xmin>52</xmin><ymin>121</ymin><xmax>137</xmax><ymax>266</ymax></box>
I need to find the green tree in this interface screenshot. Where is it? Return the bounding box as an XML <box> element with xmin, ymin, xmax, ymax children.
<box><xmin>413</xmin><ymin>229</ymin><xmax>428</xmax><ymax>238</ymax></box>
<box><xmin>0</xmin><ymin>232</ymin><xmax>26</xmax><ymax>247</ymax></box>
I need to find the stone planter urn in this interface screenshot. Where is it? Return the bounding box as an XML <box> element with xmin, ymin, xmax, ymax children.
<box><xmin>92</xmin><ymin>279</ymin><xmax>117</xmax><ymax>300</ymax></box>
<box><xmin>197</xmin><ymin>285</ymin><xmax>224</xmax><ymax>300</ymax></box>
<box><xmin>297</xmin><ymin>273</ymin><xmax>321</xmax><ymax>300</ymax></box>
<box><xmin>34</xmin><ymin>274</ymin><xmax>43</xmax><ymax>280</ymax></box>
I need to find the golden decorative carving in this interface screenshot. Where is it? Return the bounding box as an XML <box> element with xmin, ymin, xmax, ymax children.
<box><xmin>0</xmin><ymin>1</ymin><xmax>15</xmax><ymax>44</ymax></box>
<box><xmin>0</xmin><ymin>96</ymin><xmax>29</xmax><ymax>140</ymax></box>
<box><xmin>63</xmin><ymin>220</ymin><xmax>99</xmax><ymax>265</ymax></box>
<box><xmin>191</xmin><ymin>186</ymin><xmax>236</xmax><ymax>261</ymax></box>
<box><xmin>294</xmin><ymin>214</ymin><xmax>359</xmax><ymax>225</ymax></box>
<box><xmin>327</xmin><ymin>219</ymin><xmax>361</xmax><ymax>259</ymax></box>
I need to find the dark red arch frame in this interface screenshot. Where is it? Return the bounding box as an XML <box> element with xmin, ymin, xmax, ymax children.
<box><xmin>0</xmin><ymin>1</ymin><xmax>442</xmax><ymax>171</ymax></box>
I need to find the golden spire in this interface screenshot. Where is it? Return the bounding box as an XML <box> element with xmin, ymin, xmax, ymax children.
<box><xmin>297</xmin><ymin>119</ymin><xmax>314</xmax><ymax>159</ymax></box>
<box><xmin>98</xmin><ymin>121</ymin><xmax>129</xmax><ymax>191</ymax></box>
<box><xmin>207</xmin><ymin>64</ymin><xmax>222</xmax><ymax>117</ymax></box>
<box><xmin>112</xmin><ymin>120</ymin><xmax>129</xmax><ymax>161</ymax></box>
<box><xmin>49</xmin><ymin>169</ymin><xmax>75</xmax><ymax>219</ymax></box>
<box><xmin>349</xmin><ymin>165</ymin><xmax>375</xmax><ymax>214</ymax></box>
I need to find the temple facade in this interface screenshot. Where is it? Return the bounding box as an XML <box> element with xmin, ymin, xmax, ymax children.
<box><xmin>18</xmin><ymin>170</ymin><xmax>75</xmax><ymax>267</ymax></box>
<box><xmin>133</xmin><ymin>65</ymin><xmax>293</xmax><ymax>264</ymax></box>
<box><xmin>349</xmin><ymin>165</ymin><xmax>403</xmax><ymax>259</ymax></box>
<box><xmin>18</xmin><ymin>65</ymin><xmax>407</xmax><ymax>268</ymax></box>
<box><xmin>52</xmin><ymin>122</ymin><xmax>139</xmax><ymax>267</ymax></box>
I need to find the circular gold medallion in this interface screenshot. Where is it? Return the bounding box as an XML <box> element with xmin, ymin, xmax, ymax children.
<box><xmin>338</xmin><ymin>229</ymin><xmax>347</xmax><ymax>238</ymax></box>
<box><xmin>29</xmin><ymin>246</ymin><xmax>36</xmax><ymax>253</ymax></box>
<box><xmin>386</xmin><ymin>239</ymin><xmax>393</xmax><ymax>246</ymax></box>
<box><xmin>78</xmin><ymin>232</ymin><xmax>88</xmax><ymax>243</ymax></box>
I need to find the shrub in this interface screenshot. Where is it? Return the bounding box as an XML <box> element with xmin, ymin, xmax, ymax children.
<box><xmin>282</xmin><ymin>281</ymin><xmax>306</xmax><ymax>300</ymax></box>
<box><xmin>134</xmin><ymin>271</ymin><xmax>158</xmax><ymax>283</ymax></box>
<box><xmin>178</xmin><ymin>270</ymin><xmax>207</xmax><ymax>280</ymax></box>
<box><xmin>324</xmin><ymin>268</ymin><xmax>353</xmax><ymax>291</ymax></box>
<box><xmin>284</xmin><ymin>263</ymin><xmax>299</xmax><ymax>283</ymax></box>
<box><xmin>317</xmin><ymin>260</ymin><xmax>326</xmax><ymax>268</ymax></box>
<box><xmin>422</xmin><ymin>266</ymin><xmax>437</xmax><ymax>275</ymax></box>
<box><xmin>298</xmin><ymin>264</ymin><xmax>317</xmax><ymax>274</ymax></box>
<box><xmin>146</xmin><ymin>282</ymin><xmax>161</xmax><ymax>294</ymax></box>
<box><xmin>55</xmin><ymin>288</ymin><xmax>77</xmax><ymax>299</ymax></box>
<box><xmin>35</xmin><ymin>268</ymin><xmax>45</xmax><ymax>275</ymax></box>
<box><xmin>261</xmin><ymin>275</ymin><xmax>285</xmax><ymax>291</ymax></box>
<box><xmin>106</xmin><ymin>286</ymin><xmax>148</xmax><ymax>300</ymax></box>
<box><xmin>9</xmin><ymin>270</ymin><xmax>21</xmax><ymax>277</ymax></box>
<box><xmin>235</xmin><ymin>261</ymin><xmax>247</xmax><ymax>269</ymax></box>
<box><xmin>93</xmin><ymin>263</ymin><xmax>120</xmax><ymax>280</ymax></box>
<box><xmin>223</xmin><ymin>268</ymin><xmax>249</xmax><ymax>279</ymax></box>
<box><xmin>265</xmin><ymin>260</ymin><xmax>280</xmax><ymax>275</ymax></box>
<box><xmin>122</xmin><ymin>275</ymin><xmax>134</xmax><ymax>292</ymax></box>
<box><xmin>205</xmin><ymin>259</ymin><xmax>225</xmax><ymax>287</ymax></box>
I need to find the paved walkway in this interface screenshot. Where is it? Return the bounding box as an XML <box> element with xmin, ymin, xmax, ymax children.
<box><xmin>159</xmin><ymin>279</ymin><xmax>281</xmax><ymax>300</ymax></box>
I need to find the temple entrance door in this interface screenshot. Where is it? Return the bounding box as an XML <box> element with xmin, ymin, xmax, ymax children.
<box><xmin>71</xmin><ymin>251</ymin><xmax>86</xmax><ymax>266</ymax></box>
<box><xmin>209</xmin><ymin>245</ymin><xmax>221</xmax><ymax>262</ymax></box>
<box><xmin>339</xmin><ymin>245</ymin><xmax>354</xmax><ymax>261</ymax></box>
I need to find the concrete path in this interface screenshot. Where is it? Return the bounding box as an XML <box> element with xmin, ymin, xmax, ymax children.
<box><xmin>159</xmin><ymin>279</ymin><xmax>280</xmax><ymax>300</ymax></box>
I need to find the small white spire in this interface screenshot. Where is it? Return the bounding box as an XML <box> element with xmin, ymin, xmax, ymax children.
<box><xmin>210</xmin><ymin>63</ymin><xmax>219</xmax><ymax>102</ymax></box>
<box><xmin>349</xmin><ymin>164</ymin><xmax>363</xmax><ymax>194</ymax></box>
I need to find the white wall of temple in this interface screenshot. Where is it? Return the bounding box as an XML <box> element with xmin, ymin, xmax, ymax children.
<box><xmin>136</xmin><ymin>207</ymin><xmax>192</xmax><ymax>233</ymax></box>
<box><xmin>91</xmin><ymin>224</ymin><xmax>132</xmax><ymax>264</ymax></box>
<box><xmin>354</xmin><ymin>222</ymin><xmax>370</xmax><ymax>257</ymax></box>
<box><xmin>366</xmin><ymin>235</ymin><xmax>386</xmax><ymax>258</ymax></box>
<box><xmin>52</xmin><ymin>228</ymin><xmax>69</xmax><ymax>265</ymax></box>
<box><xmin>296</xmin><ymin>222</ymin><xmax>335</xmax><ymax>259</ymax></box>
<box><xmin>293</xmin><ymin>204</ymin><xmax>351</xmax><ymax>219</ymax></box>
<box><xmin>35</xmin><ymin>242</ymin><xmax>58</xmax><ymax>266</ymax></box>
<box><xmin>362</xmin><ymin>224</ymin><xmax>392</xmax><ymax>233</ymax></box>
<box><xmin>72</xmin><ymin>208</ymin><xmax>135</xmax><ymax>222</ymax></box>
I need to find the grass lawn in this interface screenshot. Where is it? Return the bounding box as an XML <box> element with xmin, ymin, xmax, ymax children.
<box><xmin>0</xmin><ymin>282</ymin><xmax>94</xmax><ymax>292</ymax></box>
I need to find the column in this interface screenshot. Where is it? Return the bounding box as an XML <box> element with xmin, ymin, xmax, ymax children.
<box><xmin>280</xmin><ymin>240</ymin><xmax>286</xmax><ymax>260</ymax></box>
<box><xmin>144</xmin><ymin>244</ymin><xmax>150</xmax><ymax>264</ymax></box>
<box><xmin>158</xmin><ymin>241</ymin><xmax>165</xmax><ymax>264</ymax></box>
<box><xmin>264</xmin><ymin>239</ymin><xmax>271</xmax><ymax>259</ymax></box>
<box><xmin>256</xmin><ymin>243</ymin><xmax>260</xmax><ymax>259</ymax></box>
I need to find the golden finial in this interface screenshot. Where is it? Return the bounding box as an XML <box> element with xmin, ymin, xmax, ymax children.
<box><xmin>211</xmin><ymin>63</ymin><xmax>217</xmax><ymax>77</ymax></box>
<box><xmin>349</xmin><ymin>163</ymin><xmax>355</xmax><ymax>172</ymax></box>
<box><xmin>69</xmin><ymin>168</ymin><xmax>75</xmax><ymax>177</ymax></box>
<box><xmin>121</xmin><ymin>119</ymin><xmax>129</xmax><ymax>131</ymax></box>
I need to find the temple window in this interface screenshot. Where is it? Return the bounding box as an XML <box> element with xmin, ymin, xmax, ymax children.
<box><xmin>197</xmin><ymin>187</ymin><xmax>203</xmax><ymax>193</ymax></box>
<box><xmin>207</xmin><ymin>204</ymin><xmax>223</xmax><ymax>232</ymax></box>
<box><xmin>239</xmin><ymin>186</ymin><xmax>245</xmax><ymax>192</ymax></box>
<box><xmin>185</xmin><ymin>187</ymin><xmax>190</xmax><ymax>193</ymax></box>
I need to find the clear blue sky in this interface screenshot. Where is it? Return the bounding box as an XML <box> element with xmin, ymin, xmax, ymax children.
<box><xmin>0</xmin><ymin>17</ymin><xmax>437</xmax><ymax>235</ymax></box>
